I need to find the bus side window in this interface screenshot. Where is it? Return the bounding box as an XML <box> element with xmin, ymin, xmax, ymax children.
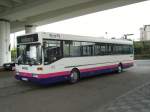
<box><xmin>44</xmin><ymin>40</ymin><xmax>62</xmax><ymax>64</ymax></box>
<box><xmin>81</xmin><ymin>42</ymin><xmax>93</xmax><ymax>56</ymax></box>
<box><xmin>63</xmin><ymin>40</ymin><xmax>70</xmax><ymax>57</ymax></box>
<box><xmin>94</xmin><ymin>44</ymin><xmax>101</xmax><ymax>55</ymax></box>
<box><xmin>70</xmin><ymin>41</ymin><xmax>81</xmax><ymax>57</ymax></box>
<box><xmin>100</xmin><ymin>44</ymin><xmax>106</xmax><ymax>55</ymax></box>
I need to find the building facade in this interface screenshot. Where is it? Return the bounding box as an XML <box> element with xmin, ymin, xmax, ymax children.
<box><xmin>140</xmin><ymin>25</ymin><xmax>150</xmax><ymax>41</ymax></box>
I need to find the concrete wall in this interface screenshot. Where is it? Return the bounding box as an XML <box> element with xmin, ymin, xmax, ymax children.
<box><xmin>140</xmin><ymin>25</ymin><xmax>150</xmax><ymax>41</ymax></box>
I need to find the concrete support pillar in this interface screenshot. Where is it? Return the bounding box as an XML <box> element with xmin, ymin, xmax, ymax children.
<box><xmin>25</xmin><ymin>25</ymin><xmax>36</xmax><ymax>34</ymax></box>
<box><xmin>0</xmin><ymin>19</ymin><xmax>11</xmax><ymax>66</ymax></box>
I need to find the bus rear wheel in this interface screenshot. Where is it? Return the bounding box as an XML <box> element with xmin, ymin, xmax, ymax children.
<box><xmin>69</xmin><ymin>70</ymin><xmax>79</xmax><ymax>84</ymax></box>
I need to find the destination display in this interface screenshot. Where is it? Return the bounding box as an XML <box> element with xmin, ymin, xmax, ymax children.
<box><xmin>17</xmin><ymin>34</ymin><xmax>38</xmax><ymax>43</ymax></box>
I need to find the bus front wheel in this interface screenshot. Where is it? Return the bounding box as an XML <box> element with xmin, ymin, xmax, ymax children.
<box><xmin>69</xmin><ymin>69</ymin><xmax>79</xmax><ymax>84</ymax></box>
<box><xmin>117</xmin><ymin>64</ymin><xmax>123</xmax><ymax>73</ymax></box>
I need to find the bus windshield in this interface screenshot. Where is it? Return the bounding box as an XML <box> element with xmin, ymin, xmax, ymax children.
<box><xmin>17</xmin><ymin>44</ymin><xmax>42</xmax><ymax>65</ymax></box>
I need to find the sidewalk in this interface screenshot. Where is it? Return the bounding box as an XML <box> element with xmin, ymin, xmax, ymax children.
<box><xmin>101</xmin><ymin>82</ymin><xmax>150</xmax><ymax>112</ymax></box>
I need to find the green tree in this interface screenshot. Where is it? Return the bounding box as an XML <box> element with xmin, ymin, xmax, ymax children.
<box><xmin>11</xmin><ymin>48</ymin><xmax>17</xmax><ymax>61</ymax></box>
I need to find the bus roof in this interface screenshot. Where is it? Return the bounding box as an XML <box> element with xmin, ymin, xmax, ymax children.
<box><xmin>19</xmin><ymin>32</ymin><xmax>133</xmax><ymax>45</ymax></box>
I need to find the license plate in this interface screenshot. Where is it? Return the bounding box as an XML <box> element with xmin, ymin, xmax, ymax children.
<box><xmin>21</xmin><ymin>78</ymin><xmax>28</xmax><ymax>81</ymax></box>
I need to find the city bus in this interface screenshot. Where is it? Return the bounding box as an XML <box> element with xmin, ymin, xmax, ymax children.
<box><xmin>15</xmin><ymin>32</ymin><xmax>134</xmax><ymax>84</ymax></box>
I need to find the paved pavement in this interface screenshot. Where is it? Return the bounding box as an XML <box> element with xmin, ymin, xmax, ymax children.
<box><xmin>0</xmin><ymin>60</ymin><xmax>150</xmax><ymax>112</ymax></box>
<box><xmin>99</xmin><ymin>60</ymin><xmax>150</xmax><ymax>112</ymax></box>
<box><xmin>100</xmin><ymin>82</ymin><xmax>150</xmax><ymax>112</ymax></box>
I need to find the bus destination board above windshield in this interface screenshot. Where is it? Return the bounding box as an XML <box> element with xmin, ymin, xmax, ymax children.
<box><xmin>17</xmin><ymin>34</ymin><xmax>38</xmax><ymax>43</ymax></box>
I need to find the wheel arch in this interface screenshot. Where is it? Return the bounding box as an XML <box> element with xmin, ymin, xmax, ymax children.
<box><xmin>71</xmin><ymin>68</ymin><xmax>80</xmax><ymax>77</ymax></box>
<box><xmin>119</xmin><ymin>62</ymin><xmax>123</xmax><ymax>68</ymax></box>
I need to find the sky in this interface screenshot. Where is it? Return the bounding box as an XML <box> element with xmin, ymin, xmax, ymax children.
<box><xmin>10</xmin><ymin>0</ymin><xmax>150</xmax><ymax>49</ymax></box>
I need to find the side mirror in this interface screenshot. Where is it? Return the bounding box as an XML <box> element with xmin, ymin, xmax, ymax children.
<box><xmin>15</xmin><ymin>62</ymin><xmax>19</xmax><ymax>65</ymax></box>
<box><xmin>43</xmin><ymin>42</ymin><xmax>47</xmax><ymax>48</ymax></box>
<box><xmin>15</xmin><ymin>59</ymin><xmax>20</xmax><ymax>65</ymax></box>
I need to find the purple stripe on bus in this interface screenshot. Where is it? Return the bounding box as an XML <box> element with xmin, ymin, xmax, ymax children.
<box><xmin>122</xmin><ymin>62</ymin><xmax>134</xmax><ymax>68</ymax></box>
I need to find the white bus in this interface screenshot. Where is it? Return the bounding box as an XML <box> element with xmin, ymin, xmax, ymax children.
<box><xmin>15</xmin><ymin>32</ymin><xmax>134</xmax><ymax>84</ymax></box>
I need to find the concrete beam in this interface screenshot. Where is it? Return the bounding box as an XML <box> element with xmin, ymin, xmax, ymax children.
<box><xmin>0</xmin><ymin>0</ymin><xmax>12</xmax><ymax>8</ymax></box>
<box><xmin>12</xmin><ymin>0</ymin><xmax>22</xmax><ymax>4</ymax></box>
<box><xmin>0</xmin><ymin>6</ymin><xmax>4</xmax><ymax>11</ymax></box>
<box><xmin>10</xmin><ymin>0</ymin><xmax>145</xmax><ymax>32</ymax></box>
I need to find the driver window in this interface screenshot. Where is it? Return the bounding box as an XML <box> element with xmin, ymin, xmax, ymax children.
<box><xmin>29</xmin><ymin>46</ymin><xmax>37</xmax><ymax>60</ymax></box>
<box><xmin>43</xmin><ymin>39</ymin><xmax>62</xmax><ymax>64</ymax></box>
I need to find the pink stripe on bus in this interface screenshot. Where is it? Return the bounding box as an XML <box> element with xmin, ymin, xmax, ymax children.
<box><xmin>19</xmin><ymin>72</ymin><xmax>32</xmax><ymax>77</ymax></box>
<box><xmin>38</xmin><ymin>71</ymin><xmax>70</xmax><ymax>78</ymax></box>
<box><xmin>79</xmin><ymin>64</ymin><xmax>118</xmax><ymax>72</ymax></box>
<box><xmin>18</xmin><ymin>62</ymin><xmax>134</xmax><ymax>79</ymax></box>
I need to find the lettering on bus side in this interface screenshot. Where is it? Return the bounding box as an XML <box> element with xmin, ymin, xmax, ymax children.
<box><xmin>49</xmin><ymin>34</ymin><xmax>61</xmax><ymax>38</ymax></box>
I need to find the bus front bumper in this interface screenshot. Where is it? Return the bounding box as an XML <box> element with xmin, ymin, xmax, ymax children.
<box><xmin>15</xmin><ymin>75</ymin><xmax>69</xmax><ymax>85</ymax></box>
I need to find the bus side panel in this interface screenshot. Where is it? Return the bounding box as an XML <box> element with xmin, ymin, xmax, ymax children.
<box><xmin>15</xmin><ymin>54</ymin><xmax>133</xmax><ymax>84</ymax></box>
<box><xmin>49</xmin><ymin>54</ymin><xmax>134</xmax><ymax>77</ymax></box>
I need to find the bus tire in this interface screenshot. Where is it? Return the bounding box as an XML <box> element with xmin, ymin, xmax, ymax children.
<box><xmin>117</xmin><ymin>64</ymin><xmax>123</xmax><ymax>73</ymax></box>
<box><xmin>69</xmin><ymin>69</ymin><xmax>80</xmax><ymax>84</ymax></box>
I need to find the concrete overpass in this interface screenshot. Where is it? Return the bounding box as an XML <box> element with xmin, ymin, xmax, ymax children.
<box><xmin>0</xmin><ymin>0</ymin><xmax>145</xmax><ymax>65</ymax></box>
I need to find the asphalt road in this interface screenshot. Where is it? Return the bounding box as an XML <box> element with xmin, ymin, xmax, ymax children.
<box><xmin>0</xmin><ymin>60</ymin><xmax>150</xmax><ymax>112</ymax></box>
